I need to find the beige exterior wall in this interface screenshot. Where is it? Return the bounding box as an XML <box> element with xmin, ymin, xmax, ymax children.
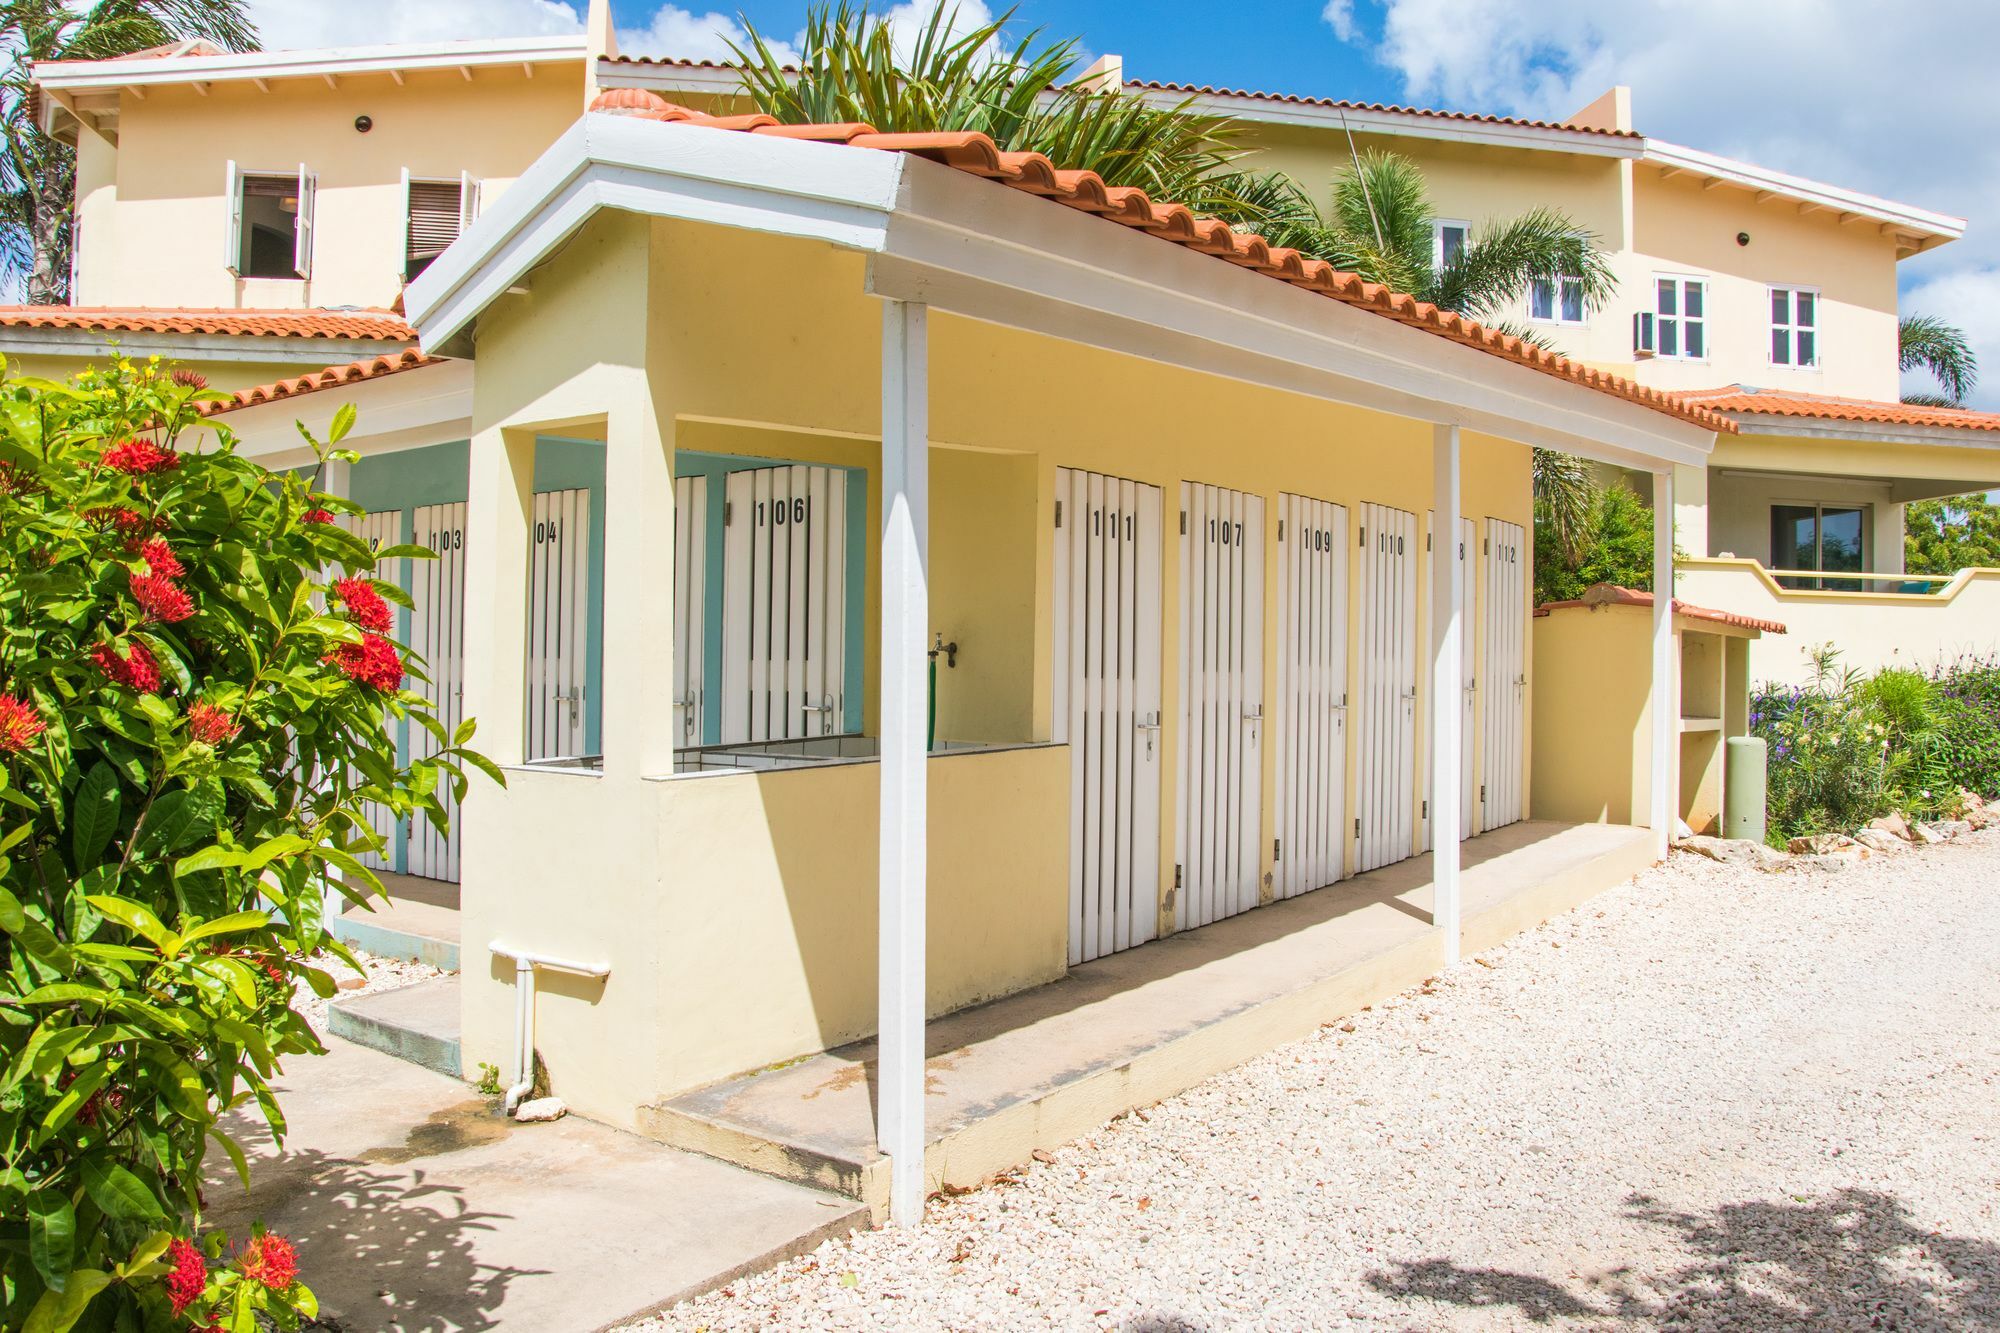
<box><xmin>450</xmin><ymin>210</ymin><xmax>1540</xmax><ymax>1122</ymax></box>
<box><xmin>71</xmin><ymin>64</ymin><xmax>584</xmax><ymax>311</ymax></box>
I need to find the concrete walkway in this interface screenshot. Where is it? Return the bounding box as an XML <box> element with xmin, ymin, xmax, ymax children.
<box><xmin>205</xmin><ymin>1037</ymin><xmax>867</xmax><ymax>1332</ymax></box>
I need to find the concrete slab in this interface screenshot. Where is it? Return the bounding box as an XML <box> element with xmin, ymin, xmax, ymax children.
<box><xmin>328</xmin><ymin>976</ymin><xmax>462</xmax><ymax>1078</ymax></box>
<box><xmin>205</xmin><ymin>1036</ymin><xmax>866</xmax><ymax>1332</ymax></box>
<box><xmin>332</xmin><ymin>886</ymin><xmax>461</xmax><ymax>971</ymax></box>
<box><xmin>641</xmin><ymin>820</ymin><xmax>1652</xmax><ymax>1218</ymax></box>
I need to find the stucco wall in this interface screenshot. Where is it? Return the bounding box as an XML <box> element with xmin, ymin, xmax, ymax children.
<box><xmin>1531</xmin><ymin>604</ymin><xmax>1655</xmax><ymax>826</ymax></box>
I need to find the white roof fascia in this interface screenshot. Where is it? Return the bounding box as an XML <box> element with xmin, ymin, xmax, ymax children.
<box><xmin>32</xmin><ymin>35</ymin><xmax>585</xmax><ymax>93</ymax></box>
<box><xmin>0</xmin><ymin>326</ymin><xmax>409</xmax><ymax>365</ymax></box>
<box><xmin>594</xmin><ymin>60</ymin><xmax>746</xmax><ymax>96</ymax></box>
<box><xmin>215</xmin><ymin>358</ymin><xmax>473</xmax><ymax>468</ymax></box>
<box><xmin>1643</xmin><ymin>140</ymin><xmax>1964</xmax><ymax>241</ymax></box>
<box><xmin>1126</xmin><ymin>85</ymin><xmax>1642</xmax><ymax>159</ymax></box>
<box><xmin>1725</xmin><ymin>412</ymin><xmax>2000</xmax><ymax>451</ymax></box>
<box><xmin>407</xmin><ymin>116</ymin><xmax>1714</xmax><ymax>471</ymax></box>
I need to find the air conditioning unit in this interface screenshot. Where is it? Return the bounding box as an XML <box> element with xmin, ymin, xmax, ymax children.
<box><xmin>1632</xmin><ymin>311</ymin><xmax>1657</xmax><ymax>358</ymax></box>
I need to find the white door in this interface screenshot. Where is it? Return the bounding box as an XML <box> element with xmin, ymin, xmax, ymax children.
<box><xmin>1482</xmin><ymin>517</ymin><xmax>1528</xmax><ymax>830</ymax></box>
<box><xmin>721</xmin><ymin>465</ymin><xmax>850</xmax><ymax>744</ymax></box>
<box><xmin>526</xmin><ymin>489</ymin><xmax>591</xmax><ymax>762</ymax></box>
<box><xmin>346</xmin><ymin>510</ymin><xmax>404</xmax><ymax>872</ymax></box>
<box><xmin>1356</xmin><ymin>503</ymin><xmax>1418</xmax><ymax>873</ymax></box>
<box><xmin>1421</xmin><ymin>514</ymin><xmax>1479</xmax><ymax>849</ymax></box>
<box><xmin>1274</xmin><ymin>494</ymin><xmax>1348</xmax><ymax>899</ymax></box>
<box><xmin>1053</xmin><ymin>469</ymin><xmax>1163</xmax><ymax>965</ymax></box>
<box><xmin>408</xmin><ymin>502</ymin><xmax>467</xmax><ymax>882</ymax></box>
<box><xmin>1176</xmin><ymin>483</ymin><xmax>1265</xmax><ymax>930</ymax></box>
<box><xmin>673</xmin><ymin>475</ymin><xmax>708</xmax><ymax>748</ymax></box>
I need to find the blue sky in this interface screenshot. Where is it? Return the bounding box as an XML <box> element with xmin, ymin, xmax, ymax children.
<box><xmin>247</xmin><ymin>0</ymin><xmax>2000</xmax><ymax>406</ymax></box>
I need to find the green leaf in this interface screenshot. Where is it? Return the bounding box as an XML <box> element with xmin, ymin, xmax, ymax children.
<box><xmin>452</xmin><ymin>747</ymin><xmax>508</xmax><ymax>789</ymax></box>
<box><xmin>135</xmin><ymin>782</ymin><xmax>222</xmax><ymax>857</ymax></box>
<box><xmin>119</xmin><ymin>1230</ymin><xmax>175</xmax><ymax>1279</ymax></box>
<box><xmin>80</xmin><ymin>1158</ymin><xmax>162</xmax><ymax>1220</ymax></box>
<box><xmin>85</xmin><ymin>894</ymin><xmax>175</xmax><ymax>952</ymax></box>
<box><xmin>328</xmin><ymin>400</ymin><xmax>357</xmax><ymax>444</ymax></box>
<box><xmin>243</xmin><ymin>834</ymin><xmax>309</xmax><ymax>871</ymax></box>
<box><xmin>174</xmin><ymin>844</ymin><xmax>247</xmax><ymax>876</ymax></box>
<box><xmin>26</xmin><ymin>1191</ymin><xmax>75</xmax><ymax>1289</ymax></box>
<box><xmin>23</xmin><ymin>1269</ymin><xmax>110</xmax><ymax>1333</ymax></box>
<box><xmin>0</xmin><ymin>882</ymin><xmax>25</xmax><ymax>933</ymax></box>
<box><xmin>70</xmin><ymin>764</ymin><xmax>121</xmax><ymax>867</ymax></box>
<box><xmin>209</xmin><ymin>1126</ymin><xmax>252</xmax><ymax>1190</ymax></box>
<box><xmin>182</xmin><ymin>910</ymin><xmax>270</xmax><ymax>946</ymax></box>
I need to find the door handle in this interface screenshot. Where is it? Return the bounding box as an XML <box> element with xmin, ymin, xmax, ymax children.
<box><xmin>554</xmin><ymin>687</ymin><xmax>583</xmax><ymax>725</ymax></box>
<box><xmin>801</xmin><ymin>694</ymin><xmax>837</xmax><ymax>735</ymax></box>
<box><xmin>1134</xmin><ymin>710</ymin><xmax>1161</xmax><ymax>758</ymax></box>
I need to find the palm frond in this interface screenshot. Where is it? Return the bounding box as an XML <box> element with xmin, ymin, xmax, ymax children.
<box><xmin>1327</xmin><ymin>149</ymin><xmax>1432</xmax><ymax>285</ymax></box>
<box><xmin>1437</xmin><ymin>207</ymin><xmax>1615</xmax><ymax>324</ymax></box>
<box><xmin>1532</xmin><ymin>448</ymin><xmax>1596</xmax><ymax>568</ymax></box>
<box><xmin>1899</xmin><ymin>391</ymin><xmax>1963</xmax><ymax>409</ymax></box>
<box><xmin>1899</xmin><ymin>313</ymin><xmax>1977</xmax><ymax>406</ymax></box>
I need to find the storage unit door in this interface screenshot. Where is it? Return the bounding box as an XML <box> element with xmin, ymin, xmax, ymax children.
<box><xmin>1274</xmin><ymin>495</ymin><xmax>1348</xmax><ymax>899</ymax></box>
<box><xmin>1355</xmin><ymin>503</ymin><xmax>1418</xmax><ymax>874</ymax></box>
<box><xmin>526</xmin><ymin>489</ymin><xmax>592</xmax><ymax>762</ymax></box>
<box><xmin>408</xmin><ymin>503</ymin><xmax>467</xmax><ymax>882</ymax></box>
<box><xmin>672</xmin><ymin>475</ymin><xmax>708</xmax><ymax>748</ymax></box>
<box><xmin>721</xmin><ymin>465</ymin><xmax>850</xmax><ymax>744</ymax></box>
<box><xmin>1053</xmin><ymin>469</ymin><xmax>1163</xmax><ymax>965</ymax></box>
<box><xmin>347</xmin><ymin>510</ymin><xmax>405</xmax><ymax>872</ymax></box>
<box><xmin>1174</xmin><ymin>483</ymin><xmax>1264</xmax><ymax>929</ymax></box>
<box><xmin>1482</xmin><ymin>517</ymin><xmax>1528</xmax><ymax>829</ymax></box>
<box><xmin>1420</xmin><ymin>514</ymin><xmax>1479</xmax><ymax>850</ymax></box>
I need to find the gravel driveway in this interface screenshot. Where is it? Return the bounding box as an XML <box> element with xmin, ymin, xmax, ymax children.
<box><xmin>651</xmin><ymin>831</ymin><xmax>2000</xmax><ymax>1331</ymax></box>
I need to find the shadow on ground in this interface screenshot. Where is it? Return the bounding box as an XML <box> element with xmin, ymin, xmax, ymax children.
<box><xmin>1365</xmin><ymin>1187</ymin><xmax>2000</xmax><ymax>1329</ymax></box>
<box><xmin>207</xmin><ymin>1139</ymin><xmax>543</xmax><ymax>1332</ymax></box>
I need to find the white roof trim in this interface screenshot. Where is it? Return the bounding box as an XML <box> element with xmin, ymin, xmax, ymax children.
<box><xmin>405</xmin><ymin>113</ymin><xmax>1715</xmax><ymax>471</ymax></box>
<box><xmin>1725</xmin><ymin>410</ymin><xmax>2000</xmax><ymax>451</ymax></box>
<box><xmin>218</xmin><ymin>357</ymin><xmax>473</xmax><ymax>468</ymax></box>
<box><xmin>0</xmin><ymin>326</ymin><xmax>410</xmax><ymax>365</ymax></box>
<box><xmin>1643</xmin><ymin>139</ymin><xmax>1964</xmax><ymax>242</ymax></box>
<box><xmin>33</xmin><ymin>35</ymin><xmax>585</xmax><ymax>93</ymax></box>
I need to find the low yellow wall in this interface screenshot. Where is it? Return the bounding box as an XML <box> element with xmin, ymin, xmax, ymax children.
<box><xmin>1680</xmin><ymin>558</ymin><xmax>2000</xmax><ymax>685</ymax></box>
<box><xmin>459</xmin><ymin>743</ymin><xmax>1069</xmax><ymax>1126</ymax></box>
<box><xmin>1531</xmin><ymin>604</ymin><xmax>1654</xmax><ymax>826</ymax></box>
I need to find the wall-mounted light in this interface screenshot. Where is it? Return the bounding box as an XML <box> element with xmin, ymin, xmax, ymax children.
<box><xmin>354</xmin><ymin>114</ymin><xmax>374</xmax><ymax>133</ymax></box>
<box><xmin>1736</xmin><ymin>231</ymin><xmax>1751</xmax><ymax>247</ymax></box>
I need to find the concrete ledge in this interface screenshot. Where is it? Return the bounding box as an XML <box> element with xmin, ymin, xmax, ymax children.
<box><xmin>328</xmin><ymin>976</ymin><xmax>463</xmax><ymax>1078</ymax></box>
<box><xmin>641</xmin><ymin>821</ymin><xmax>1652</xmax><ymax>1222</ymax></box>
<box><xmin>329</xmin><ymin>896</ymin><xmax>461</xmax><ymax>971</ymax></box>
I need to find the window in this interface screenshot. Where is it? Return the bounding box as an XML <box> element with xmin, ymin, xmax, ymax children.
<box><xmin>1770</xmin><ymin>503</ymin><xmax>1866</xmax><ymax>590</ymax></box>
<box><xmin>224</xmin><ymin>161</ymin><xmax>315</xmax><ymax>280</ymax></box>
<box><xmin>1654</xmin><ymin>275</ymin><xmax>1706</xmax><ymax>359</ymax></box>
<box><xmin>1432</xmin><ymin>219</ymin><xmax>1469</xmax><ymax>271</ymax></box>
<box><xmin>1529</xmin><ymin>274</ymin><xmax>1586</xmax><ymax>325</ymax></box>
<box><xmin>404</xmin><ymin>171</ymin><xmax>481</xmax><ymax>282</ymax></box>
<box><xmin>1770</xmin><ymin>286</ymin><xmax>1818</xmax><ymax>368</ymax></box>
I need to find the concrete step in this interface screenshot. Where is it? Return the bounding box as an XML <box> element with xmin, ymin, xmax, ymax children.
<box><xmin>637</xmin><ymin>821</ymin><xmax>1655</xmax><ymax>1222</ymax></box>
<box><xmin>328</xmin><ymin>898</ymin><xmax>461</xmax><ymax>971</ymax></box>
<box><xmin>328</xmin><ymin>975</ymin><xmax>462</xmax><ymax>1079</ymax></box>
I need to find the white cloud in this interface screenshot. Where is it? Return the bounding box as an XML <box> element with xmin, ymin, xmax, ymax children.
<box><xmin>617</xmin><ymin>7</ymin><xmax>798</xmax><ymax>65</ymax></box>
<box><xmin>1320</xmin><ymin>0</ymin><xmax>1359</xmax><ymax>43</ymax></box>
<box><xmin>1329</xmin><ymin>0</ymin><xmax>2000</xmax><ymax>404</ymax></box>
<box><xmin>245</xmin><ymin>0</ymin><xmax>583</xmax><ymax>50</ymax></box>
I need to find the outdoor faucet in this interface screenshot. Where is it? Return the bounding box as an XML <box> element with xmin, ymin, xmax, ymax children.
<box><xmin>930</xmin><ymin>632</ymin><xmax>959</xmax><ymax>668</ymax></box>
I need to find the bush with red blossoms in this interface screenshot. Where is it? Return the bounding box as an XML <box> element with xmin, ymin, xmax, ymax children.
<box><xmin>0</xmin><ymin>355</ymin><xmax>498</xmax><ymax>1331</ymax></box>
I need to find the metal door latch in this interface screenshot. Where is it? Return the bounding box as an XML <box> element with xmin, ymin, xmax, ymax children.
<box><xmin>1135</xmin><ymin>710</ymin><xmax>1161</xmax><ymax>757</ymax></box>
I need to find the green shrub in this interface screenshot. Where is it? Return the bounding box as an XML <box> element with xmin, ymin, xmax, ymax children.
<box><xmin>1534</xmin><ymin>481</ymin><xmax>1655</xmax><ymax>605</ymax></box>
<box><xmin>0</xmin><ymin>357</ymin><xmax>496</xmax><ymax>1330</ymax></box>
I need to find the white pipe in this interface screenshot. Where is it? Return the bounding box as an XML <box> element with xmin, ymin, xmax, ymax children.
<box><xmin>488</xmin><ymin>941</ymin><xmax>610</xmax><ymax>1115</ymax></box>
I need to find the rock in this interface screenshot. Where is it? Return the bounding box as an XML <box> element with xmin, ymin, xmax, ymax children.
<box><xmin>335</xmin><ymin>975</ymin><xmax>368</xmax><ymax>991</ymax></box>
<box><xmin>1912</xmin><ymin>822</ymin><xmax>1946</xmax><ymax>845</ymax></box>
<box><xmin>1854</xmin><ymin>828</ymin><xmax>1905</xmax><ymax>854</ymax></box>
<box><xmin>1869</xmin><ymin>812</ymin><xmax>1914</xmax><ymax>842</ymax></box>
<box><xmin>1935</xmin><ymin>820</ymin><xmax>1974</xmax><ymax>840</ymax></box>
<box><xmin>1681</xmin><ymin>835</ymin><xmax>1786</xmax><ymax>870</ymax></box>
<box><xmin>1787</xmin><ymin>833</ymin><xmax>1857</xmax><ymax>856</ymax></box>
<box><xmin>1791</xmin><ymin>852</ymin><xmax>1860</xmax><ymax>874</ymax></box>
<box><xmin>513</xmin><ymin>1096</ymin><xmax>568</xmax><ymax>1123</ymax></box>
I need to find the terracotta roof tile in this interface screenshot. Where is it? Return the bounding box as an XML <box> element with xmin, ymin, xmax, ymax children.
<box><xmin>201</xmin><ymin>349</ymin><xmax>445</xmax><ymax>416</ymax></box>
<box><xmin>1123</xmin><ymin>79</ymin><xmax>1638</xmax><ymax>140</ymax></box>
<box><xmin>1535</xmin><ymin>584</ymin><xmax>1786</xmax><ymax>635</ymax></box>
<box><xmin>587</xmin><ymin>90</ymin><xmax>1729</xmax><ymax>434</ymax></box>
<box><xmin>1679</xmin><ymin>384</ymin><xmax>2000</xmax><ymax>434</ymax></box>
<box><xmin>0</xmin><ymin>306</ymin><xmax>417</xmax><ymax>341</ymax></box>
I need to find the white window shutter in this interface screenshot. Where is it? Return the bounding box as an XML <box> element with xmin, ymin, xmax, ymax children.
<box><xmin>459</xmin><ymin>170</ymin><xmax>482</xmax><ymax>227</ymax></box>
<box><xmin>223</xmin><ymin>159</ymin><xmax>241</xmax><ymax>275</ymax></box>
<box><xmin>399</xmin><ymin>166</ymin><xmax>411</xmax><ymax>278</ymax></box>
<box><xmin>294</xmin><ymin>162</ymin><xmax>316</xmax><ymax>280</ymax></box>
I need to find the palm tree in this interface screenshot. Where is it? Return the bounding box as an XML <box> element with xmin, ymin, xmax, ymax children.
<box><xmin>0</xmin><ymin>0</ymin><xmax>258</xmax><ymax>303</ymax></box>
<box><xmin>1899</xmin><ymin>313</ymin><xmax>1977</xmax><ymax>408</ymax></box>
<box><xmin>733</xmin><ymin>3</ymin><xmax>1252</xmax><ymax>213</ymax></box>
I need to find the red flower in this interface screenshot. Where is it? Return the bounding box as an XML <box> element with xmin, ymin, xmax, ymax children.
<box><xmin>164</xmin><ymin>1239</ymin><xmax>207</xmax><ymax>1316</ymax></box>
<box><xmin>139</xmin><ymin>538</ymin><xmax>184</xmax><ymax>578</ymax></box>
<box><xmin>188</xmin><ymin>701</ymin><xmax>240</xmax><ymax>746</ymax></box>
<box><xmin>301</xmin><ymin>508</ymin><xmax>335</xmax><ymax>524</ymax></box>
<box><xmin>236</xmin><ymin>1233</ymin><xmax>298</xmax><ymax>1291</ymax></box>
<box><xmin>86</xmin><ymin>506</ymin><xmax>147</xmax><ymax>535</ymax></box>
<box><xmin>101</xmin><ymin>437</ymin><xmax>180</xmax><ymax>476</ymax></box>
<box><xmin>0</xmin><ymin>460</ymin><xmax>35</xmax><ymax>496</ymax></box>
<box><xmin>326</xmin><ymin>633</ymin><xmax>402</xmax><ymax>691</ymax></box>
<box><xmin>333</xmin><ymin>577</ymin><xmax>392</xmax><ymax>633</ymax></box>
<box><xmin>131</xmin><ymin>573</ymin><xmax>195</xmax><ymax>624</ymax></box>
<box><xmin>0</xmin><ymin>694</ymin><xmax>43</xmax><ymax>753</ymax></box>
<box><xmin>92</xmin><ymin>639</ymin><xmax>163</xmax><ymax>693</ymax></box>
<box><xmin>172</xmin><ymin>368</ymin><xmax>209</xmax><ymax>390</ymax></box>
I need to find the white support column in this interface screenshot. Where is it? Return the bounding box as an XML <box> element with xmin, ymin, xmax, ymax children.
<box><xmin>1430</xmin><ymin>425</ymin><xmax>1464</xmax><ymax>965</ymax></box>
<box><xmin>878</xmin><ymin>299</ymin><xmax>929</xmax><ymax>1227</ymax></box>
<box><xmin>1651</xmin><ymin>468</ymin><xmax>1677</xmax><ymax>860</ymax></box>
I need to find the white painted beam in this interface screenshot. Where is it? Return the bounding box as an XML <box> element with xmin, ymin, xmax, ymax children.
<box><xmin>878</xmin><ymin>299</ymin><xmax>929</xmax><ymax>1227</ymax></box>
<box><xmin>1429</xmin><ymin>425</ymin><xmax>1463</xmax><ymax>963</ymax></box>
<box><xmin>1651</xmin><ymin>469</ymin><xmax>1677</xmax><ymax>860</ymax></box>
